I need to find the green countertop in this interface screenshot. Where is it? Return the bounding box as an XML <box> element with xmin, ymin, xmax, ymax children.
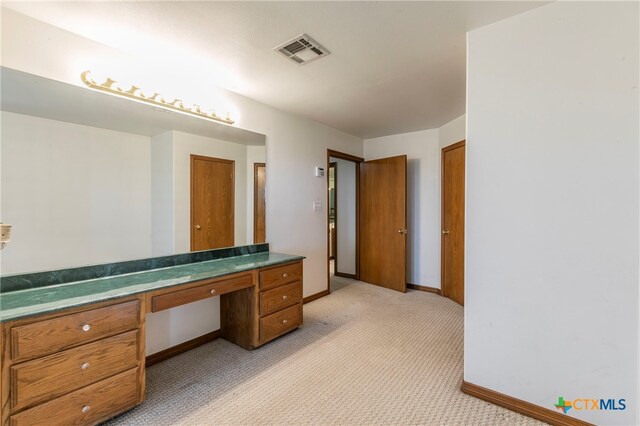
<box><xmin>0</xmin><ymin>252</ymin><xmax>304</xmax><ymax>323</ymax></box>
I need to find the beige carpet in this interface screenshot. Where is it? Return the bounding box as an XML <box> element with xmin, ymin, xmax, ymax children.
<box><xmin>106</xmin><ymin>276</ymin><xmax>543</xmax><ymax>425</ymax></box>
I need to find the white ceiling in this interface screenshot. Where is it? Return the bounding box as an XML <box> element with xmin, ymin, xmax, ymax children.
<box><xmin>3</xmin><ymin>1</ymin><xmax>547</xmax><ymax>139</ymax></box>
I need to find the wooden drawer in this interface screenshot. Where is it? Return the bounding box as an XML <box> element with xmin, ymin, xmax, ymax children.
<box><xmin>11</xmin><ymin>301</ymin><xmax>139</xmax><ymax>362</ymax></box>
<box><xmin>9</xmin><ymin>368</ymin><xmax>139</xmax><ymax>426</ymax></box>
<box><xmin>260</xmin><ymin>281</ymin><xmax>302</xmax><ymax>317</ymax></box>
<box><xmin>151</xmin><ymin>274</ymin><xmax>253</xmax><ymax>312</ymax></box>
<box><xmin>260</xmin><ymin>262</ymin><xmax>302</xmax><ymax>291</ymax></box>
<box><xmin>11</xmin><ymin>330</ymin><xmax>139</xmax><ymax>411</ymax></box>
<box><xmin>259</xmin><ymin>304</ymin><xmax>302</xmax><ymax>343</ymax></box>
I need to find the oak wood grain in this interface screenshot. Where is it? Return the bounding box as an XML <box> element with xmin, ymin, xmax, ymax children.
<box><xmin>10</xmin><ymin>301</ymin><xmax>139</xmax><ymax>363</ymax></box>
<box><xmin>143</xmin><ymin>270</ymin><xmax>257</xmax><ymax>312</ymax></box>
<box><xmin>441</xmin><ymin>141</ymin><xmax>465</xmax><ymax>306</ymax></box>
<box><xmin>1</xmin><ymin>323</ymin><xmax>10</xmax><ymax>426</ymax></box>
<box><xmin>259</xmin><ymin>303</ymin><xmax>302</xmax><ymax>344</ymax></box>
<box><xmin>220</xmin><ymin>286</ymin><xmax>257</xmax><ymax>350</ymax></box>
<box><xmin>260</xmin><ymin>281</ymin><xmax>302</xmax><ymax>317</ymax></box>
<box><xmin>253</xmin><ymin>163</ymin><xmax>266</xmax><ymax>244</ymax></box>
<box><xmin>136</xmin><ymin>297</ymin><xmax>146</xmax><ymax>405</ymax></box>
<box><xmin>9</xmin><ymin>368</ymin><xmax>139</xmax><ymax>426</ymax></box>
<box><xmin>11</xmin><ymin>331</ymin><xmax>138</xmax><ymax>411</ymax></box>
<box><xmin>360</xmin><ymin>155</ymin><xmax>407</xmax><ymax>292</ymax></box>
<box><xmin>259</xmin><ymin>262</ymin><xmax>302</xmax><ymax>291</ymax></box>
<box><xmin>462</xmin><ymin>381</ymin><xmax>593</xmax><ymax>426</ymax></box>
<box><xmin>251</xmin><ymin>270</ymin><xmax>261</xmax><ymax>346</ymax></box>
<box><xmin>151</xmin><ymin>273</ymin><xmax>253</xmax><ymax>312</ymax></box>
<box><xmin>191</xmin><ymin>154</ymin><xmax>235</xmax><ymax>251</ymax></box>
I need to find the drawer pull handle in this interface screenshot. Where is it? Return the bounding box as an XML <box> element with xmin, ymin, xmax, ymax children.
<box><xmin>81</xmin><ymin>362</ymin><xmax>90</xmax><ymax>370</ymax></box>
<box><xmin>81</xmin><ymin>324</ymin><xmax>91</xmax><ymax>332</ymax></box>
<box><xmin>282</xmin><ymin>295</ymin><xmax>288</xmax><ymax>300</ymax></box>
<box><xmin>210</xmin><ymin>289</ymin><xmax>216</xmax><ymax>295</ymax></box>
<box><xmin>82</xmin><ymin>405</ymin><xmax>91</xmax><ymax>414</ymax></box>
<box><xmin>282</xmin><ymin>319</ymin><xmax>288</xmax><ymax>324</ymax></box>
<box><xmin>283</xmin><ymin>273</ymin><xmax>289</xmax><ymax>278</ymax></box>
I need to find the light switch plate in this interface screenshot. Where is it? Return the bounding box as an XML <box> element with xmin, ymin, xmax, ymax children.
<box><xmin>315</xmin><ymin>167</ymin><xmax>325</xmax><ymax>177</ymax></box>
<box><xmin>313</xmin><ymin>201</ymin><xmax>323</xmax><ymax>211</ymax></box>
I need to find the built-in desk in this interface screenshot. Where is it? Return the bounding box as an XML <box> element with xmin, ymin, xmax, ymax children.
<box><xmin>0</xmin><ymin>244</ymin><xmax>305</xmax><ymax>425</ymax></box>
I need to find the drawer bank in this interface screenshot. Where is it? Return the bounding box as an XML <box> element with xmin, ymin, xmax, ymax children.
<box><xmin>0</xmin><ymin>244</ymin><xmax>304</xmax><ymax>425</ymax></box>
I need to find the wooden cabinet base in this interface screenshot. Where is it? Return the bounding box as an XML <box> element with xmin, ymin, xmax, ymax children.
<box><xmin>0</xmin><ymin>297</ymin><xmax>145</xmax><ymax>426</ymax></box>
<box><xmin>10</xmin><ymin>301</ymin><xmax>139</xmax><ymax>363</ymax></box>
<box><xmin>220</xmin><ymin>286</ymin><xmax>258</xmax><ymax>350</ymax></box>
<box><xmin>1</xmin><ymin>260</ymin><xmax>303</xmax><ymax>425</ymax></box>
<box><xmin>260</xmin><ymin>281</ymin><xmax>302</xmax><ymax>316</ymax></box>
<box><xmin>11</xmin><ymin>331</ymin><xmax>139</xmax><ymax>411</ymax></box>
<box><xmin>259</xmin><ymin>304</ymin><xmax>302</xmax><ymax>344</ymax></box>
<box><xmin>9</xmin><ymin>368</ymin><xmax>140</xmax><ymax>426</ymax></box>
<box><xmin>151</xmin><ymin>274</ymin><xmax>253</xmax><ymax>312</ymax></box>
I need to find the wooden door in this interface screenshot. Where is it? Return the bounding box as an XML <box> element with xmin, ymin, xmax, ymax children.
<box><xmin>191</xmin><ymin>155</ymin><xmax>235</xmax><ymax>251</ymax></box>
<box><xmin>441</xmin><ymin>141</ymin><xmax>465</xmax><ymax>305</ymax></box>
<box><xmin>254</xmin><ymin>163</ymin><xmax>266</xmax><ymax>243</ymax></box>
<box><xmin>359</xmin><ymin>155</ymin><xmax>407</xmax><ymax>292</ymax></box>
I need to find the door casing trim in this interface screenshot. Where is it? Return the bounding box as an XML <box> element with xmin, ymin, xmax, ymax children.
<box><xmin>326</xmin><ymin>149</ymin><xmax>364</xmax><ymax>294</ymax></box>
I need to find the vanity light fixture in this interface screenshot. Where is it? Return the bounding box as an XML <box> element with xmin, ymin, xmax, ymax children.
<box><xmin>80</xmin><ymin>71</ymin><xmax>234</xmax><ymax>125</ymax></box>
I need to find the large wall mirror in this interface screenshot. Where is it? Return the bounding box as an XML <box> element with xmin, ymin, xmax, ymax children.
<box><xmin>0</xmin><ymin>67</ymin><xmax>267</xmax><ymax>275</ymax></box>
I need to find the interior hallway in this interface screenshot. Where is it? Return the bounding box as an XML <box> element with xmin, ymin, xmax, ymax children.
<box><xmin>106</xmin><ymin>279</ymin><xmax>542</xmax><ymax>425</ymax></box>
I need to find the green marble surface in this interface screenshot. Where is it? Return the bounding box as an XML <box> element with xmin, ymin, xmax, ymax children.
<box><xmin>0</xmin><ymin>252</ymin><xmax>304</xmax><ymax>323</ymax></box>
<box><xmin>1</xmin><ymin>243</ymin><xmax>269</xmax><ymax>292</ymax></box>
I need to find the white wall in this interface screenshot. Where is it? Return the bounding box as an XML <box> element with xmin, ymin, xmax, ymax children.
<box><xmin>146</xmin><ymin>297</ymin><xmax>221</xmax><ymax>355</ymax></box>
<box><xmin>150</xmin><ymin>131</ymin><xmax>174</xmax><ymax>257</ymax></box>
<box><xmin>465</xmin><ymin>3</ymin><xmax>639</xmax><ymax>425</ymax></box>
<box><xmin>332</xmin><ymin>158</ymin><xmax>356</xmax><ymax>275</ymax></box>
<box><xmin>0</xmin><ymin>111</ymin><xmax>151</xmax><ymax>274</ymax></box>
<box><xmin>239</xmin><ymin>107</ymin><xmax>362</xmax><ymax>298</ymax></box>
<box><xmin>246</xmin><ymin>145</ymin><xmax>266</xmax><ymax>244</ymax></box>
<box><xmin>364</xmin><ymin>116</ymin><xmax>465</xmax><ymax>289</ymax></box>
<box><xmin>1</xmin><ymin>9</ymin><xmax>362</xmax><ymax>354</ymax></box>
<box><xmin>439</xmin><ymin>114</ymin><xmax>465</xmax><ymax>148</ymax></box>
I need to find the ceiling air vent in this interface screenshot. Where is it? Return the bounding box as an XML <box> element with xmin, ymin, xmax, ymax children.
<box><xmin>274</xmin><ymin>34</ymin><xmax>330</xmax><ymax>65</ymax></box>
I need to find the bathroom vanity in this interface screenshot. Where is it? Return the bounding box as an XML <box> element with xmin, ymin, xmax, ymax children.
<box><xmin>0</xmin><ymin>244</ymin><xmax>304</xmax><ymax>425</ymax></box>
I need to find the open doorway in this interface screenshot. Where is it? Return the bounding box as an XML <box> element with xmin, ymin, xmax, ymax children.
<box><xmin>327</xmin><ymin>150</ymin><xmax>363</xmax><ymax>293</ymax></box>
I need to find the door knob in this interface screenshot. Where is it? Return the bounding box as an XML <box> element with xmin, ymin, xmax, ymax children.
<box><xmin>442</xmin><ymin>229</ymin><xmax>450</xmax><ymax>235</ymax></box>
<box><xmin>398</xmin><ymin>229</ymin><xmax>407</xmax><ymax>234</ymax></box>
<box><xmin>195</xmin><ymin>225</ymin><xmax>201</xmax><ymax>230</ymax></box>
